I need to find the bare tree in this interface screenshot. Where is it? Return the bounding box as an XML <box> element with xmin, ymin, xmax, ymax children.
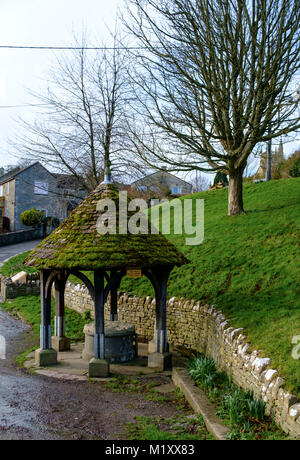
<box><xmin>124</xmin><ymin>0</ymin><xmax>300</xmax><ymax>215</ymax></box>
<box><xmin>13</xmin><ymin>33</ymin><xmax>144</xmax><ymax>192</ymax></box>
<box><xmin>190</xmin><ymin>172</ymin><xmax>210</xmax><ymax>192</ymax></box>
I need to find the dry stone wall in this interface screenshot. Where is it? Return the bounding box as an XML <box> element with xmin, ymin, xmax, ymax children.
<box><xmin>63</xmin><ymin>281</ymin><xmax>300</xmax><ymax>438</ymax></box>
<box><xmin>0</xmin><ymin>273</ymin><xmax>40</xmax><ymax>299</ymax></box>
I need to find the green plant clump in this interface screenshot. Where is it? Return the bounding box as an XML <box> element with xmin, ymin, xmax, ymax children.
<box><xmin>125</xmin><ymin>415</ymin><xmax>214</xmax><ymax>441</ymax></box>
<box><xmin>188</xmin><ymin>356</ymin><xmax>288</xmax><ymax>440</ymax></box>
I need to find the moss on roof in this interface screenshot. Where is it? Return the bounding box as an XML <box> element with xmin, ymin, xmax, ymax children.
<box><xmin>24</xmin><ymin>183</ymin><xmax>188</xmax><ymax>271</ymax></box>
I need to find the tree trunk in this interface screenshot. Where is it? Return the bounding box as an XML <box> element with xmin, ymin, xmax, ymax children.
<box><xmin>228</xmin><ymin>169</ymin><xmax>244</xmax><ymax>216</ymax></box>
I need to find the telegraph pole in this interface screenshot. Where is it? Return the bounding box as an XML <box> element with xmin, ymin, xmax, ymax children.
<box><xmin>265</xmin><ymin>133</ymin><xmax>272</xmax><ymax>181</ymax></box>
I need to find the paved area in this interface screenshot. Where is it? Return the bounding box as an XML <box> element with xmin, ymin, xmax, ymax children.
<box><xmin>24</xmin><ymin>342</ymin><xmax>183</xmax><ymax>381</ymax></box>
<box><xmin>0</xmin><ymin>239</ymin><xmax>42</xmax><ymax>264</ymax></box>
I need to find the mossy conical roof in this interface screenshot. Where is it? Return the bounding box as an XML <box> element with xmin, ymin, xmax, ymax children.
<box><xmin>25</xmin><ymin>183</ymin><xmax>188</xmax><ymax>271</ymax></box>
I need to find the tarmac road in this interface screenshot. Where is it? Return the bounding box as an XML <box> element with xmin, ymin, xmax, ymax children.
<box><xmin>0</xmin><ymin>240</ymin><xmax>42</xmax><ymax>265</ymax></box>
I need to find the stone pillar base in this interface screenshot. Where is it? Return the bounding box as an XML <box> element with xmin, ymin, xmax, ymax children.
<box><xmin>148</xmin><ymin>352</ymin><xmax>172</xmax><ymax>371</ymax></box>
<box><xmin>52</xmin><ymin>336</ymin><xmax>71</xmax><ymax>352</ymax></box>
<box><xmin>35</xmin><ymin>348</ymin><xmax>57</xmax><ymax>367</ymax></box>
<box><xmin>89</xmin><ymin>358</ymin><xmax>110</xmax><ymax>378</ymax></box>
<box><xmin>148</xmin><ymin>340</ymin><xmax>171</xmax><ymax>354</ymax></box>
<box><xmin>148</xmin><ymin>339</ymin><xmax>155</xmax><ymax>354</ymax></box>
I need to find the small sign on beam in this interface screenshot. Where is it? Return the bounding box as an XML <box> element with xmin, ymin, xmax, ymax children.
<box><xmin>126</xmin><ymin>267</ymin><xmax>142</xmax><ymax>279</ymax></box>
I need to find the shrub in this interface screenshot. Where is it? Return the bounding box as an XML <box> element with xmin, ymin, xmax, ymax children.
<box><xmin>272</xmin><ymin>149</ymin><xmax>300</xmax><ymax>179</ymax></box>
<box><xmin>20</xmin><ymin>208</ymin><xmax>44</xmax><ymax>227</ymax></box>
<box><xmin>213</xmin><ymin>171</ymin><xmax>228</xmax><ymax>186</ymax></box>
<box><xmin>289</xmin><ymin>158</ymin><xmax>300</xmax><ymax>177</ymax></box>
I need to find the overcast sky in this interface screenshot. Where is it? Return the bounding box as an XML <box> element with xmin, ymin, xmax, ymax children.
<box><xmin>0</xmin><ymin>0</ymin><xmax>298</xmax><ymax>172</ymax></box>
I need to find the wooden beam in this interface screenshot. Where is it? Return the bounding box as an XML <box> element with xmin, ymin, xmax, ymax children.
<box><xmin>40</xmin><ymin>270</ymin><xmax>52</xmax><ymax>349</ymax></box>
<box><xmin>94</xmin><ymin>269</ymin><xmax>105</xmax><ymax>360</ymax></box>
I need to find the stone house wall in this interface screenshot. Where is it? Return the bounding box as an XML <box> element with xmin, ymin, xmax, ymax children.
<box><xmin>0</xmin><ymin>179</ymin><xmax>15</xmax><ymax>231</ymax></box>
<box><xmin>64</xmin><ymin>281</ymin><xmax>300</xmax><ymax>438</ymax></box>
<box><xmin>14</xmin><ymin>163</ymin><xmax>66</xmax><ymax>232</ymax></box>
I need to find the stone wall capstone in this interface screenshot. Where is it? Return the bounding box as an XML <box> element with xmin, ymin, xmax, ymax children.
<box><xmin>63</xmin><ymin>280</ymin><xmax>300</xmax><ymax>439</ymax></box>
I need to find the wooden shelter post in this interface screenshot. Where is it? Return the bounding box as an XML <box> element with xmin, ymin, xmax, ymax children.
<box><xmin>148</xmin><ymin>268</ymin><xmax>172</xmax><ymax>371</ymax></box>
<box><xmin>52</xmin><ymin>273</ymin><xmax>71</xmax><ymax>352</ymax></box>
<box><xmin>110</xmin><ymin>270</ymin><xmax>119</xmax><ymax>321</ymax></box>
<box><xmin>35</xmin><ymin>270</ymin><xmax>57</xmax><ymax>367</ymax></box>
<box><xmin>156</xmin><ymin>271</ymin><xmax>168</xmax><ymax>354</ymax></box>
<box><xmin>110</xmin><ymin>288</ymin><xmax>118</xmax><ymax>321</ymax></box>
<box><xmin>89</xmin><ymin>269</ymin><xmax>109</xmax><ymax>377</ymax></box>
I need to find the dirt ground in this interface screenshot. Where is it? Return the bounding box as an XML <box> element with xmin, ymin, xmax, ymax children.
<box><xmin>0</xmin><ymin>308</ymin><xmax>191</xmax><ymax>440</ymax></box>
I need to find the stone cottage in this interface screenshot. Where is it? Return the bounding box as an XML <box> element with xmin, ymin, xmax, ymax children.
<box><xmin>0</xmin><ymin>162</ymin><xmax>70</xmax><ymax>232</ymax></box>
<box><xmin>131</xmin><ymin>170</ymin><xmax>192</xmax><ymax>197</ymax></box>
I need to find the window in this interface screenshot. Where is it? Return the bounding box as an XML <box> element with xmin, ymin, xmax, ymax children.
<box><xmin>0</xmin><ymin>185</ymin><xmax>3</xmax><ymax>196</ymax></box>
<box><xmin>34</xmin><ymin>181</ymin><xmax>49</xmax><ymax>195</ymax></box>
<box><xmin>171</xmin><ymin>186</ymin><xmax>182</xmax><ymax>194</ymax></box>
<box><xmin>137</xmin><ymin>185</ymin><xmax>147</xmax><ymax>192</ymax></box>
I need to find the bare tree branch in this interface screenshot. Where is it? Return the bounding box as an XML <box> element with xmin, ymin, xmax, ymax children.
<box><xmin>12</xmin><ymin>31</ymin><xmax>146</xmax><ymax>192</ymax></box>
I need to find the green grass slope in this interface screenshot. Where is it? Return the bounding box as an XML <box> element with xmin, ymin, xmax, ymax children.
<box><xmin>0</xmin><ymin>251</ymin><xmax>35</xmax><ymax>277</ymax></box>
<box><xmin>121</xmin><ymin>178</ymin><xmax>300</xmax><ymax>396</ymax></box>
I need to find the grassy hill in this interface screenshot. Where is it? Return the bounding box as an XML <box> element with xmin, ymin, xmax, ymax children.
<box><xmin>121</xmin><ymin>178</ymin><xmax>300</xmax><ymax>396</ymax></box>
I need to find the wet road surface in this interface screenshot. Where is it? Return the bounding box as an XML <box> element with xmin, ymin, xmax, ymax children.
<box><xmin>0</xmin><ymin>308</ymin><xmax>185</xmax><ymax>440</ymax></box>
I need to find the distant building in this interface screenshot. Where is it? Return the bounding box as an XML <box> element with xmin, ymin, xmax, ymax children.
<box><xmin>0</xmin><ymin>162</ymin><xmax>82</xmax><ymax>232</ymax></box>
<box><xmin>131</xmin><ymin>170</ymin><xmax>192</xmax><ymax>197</ymax></box>
<box><xmin>254</xmin><ymin>140</ymin><xmax>284</xmax><ymax>179</ymax></box>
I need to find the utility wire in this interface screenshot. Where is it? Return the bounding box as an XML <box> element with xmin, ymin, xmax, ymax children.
<box><xmin>0</xmin><ymin>104</ymin><xmax>50</xmax><ymax>109</ymax></box>
<box><xmin>0</xmin><ymin>45</ymin><xmax>148</xmax><ymax>50</ymax></box>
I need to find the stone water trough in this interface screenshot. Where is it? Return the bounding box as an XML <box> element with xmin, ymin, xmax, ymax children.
<box><xmin>82</xmin><ymin>321</ymin><xmax>137</xmax><ymax>363</ymax></box>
